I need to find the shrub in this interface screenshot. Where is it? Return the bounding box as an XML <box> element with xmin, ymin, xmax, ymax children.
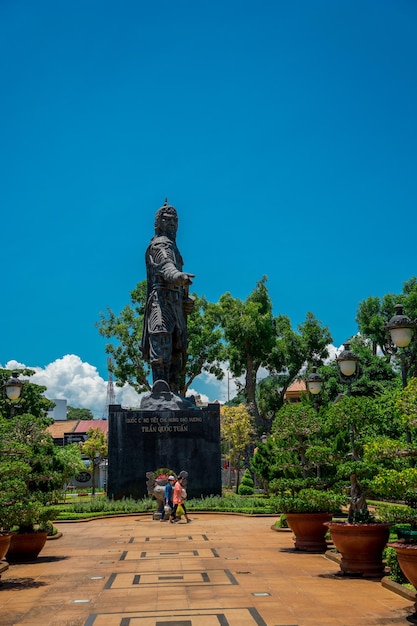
<box><xmin>238</xmin><ymin>469</ymin><xmax>254</xmax><ymax>495</ymax></box>
<box><xmin>273</xmin><ymin>489</ymin><xmax>347</xmax><ymax>514</ymax></box>
<box><xmin>269</xmin><ymin>477</ymin><xmax>328</xmax><ymax>496</ymax></box>
<box><xmin>238</xmin><ymin>485</ymin><xmax>254</xmax><ymax>496</ymax></box>
<box><xmin>404</xmin><ymin>490</ymin><xmax>417</xmax><ymax>509</ymax></box>
<box><xmin>275</xmin><ymin>514</ymin><xmax>289</xmax><ymax>528</ymax></box>
<box><xmin>370</xmin><ymin>468</ymin><xmax>417</xmax><ymax>501</ymax></box>
<box><xmin>376</xmin><ymin>503</ymin><xmax>417</xmax><ymax>529</ymax></box>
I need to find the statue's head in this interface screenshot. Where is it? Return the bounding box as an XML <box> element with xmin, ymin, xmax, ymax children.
<box><xmin>155</xmin><ymin>199</ymin><xmax>178</xmax><ymax>238</ymax></box>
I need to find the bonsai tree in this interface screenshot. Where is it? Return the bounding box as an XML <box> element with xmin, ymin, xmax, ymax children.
<box><xmin>274</xmin><ymin>488</ymin><xmax>347</xmax><ymax>553</ymax></box>
<box><xmin>274</xmin><ymin>488</ymin><xmax>347</xmax><ymax>515</ymax></box>
<box><xmin>326</xmin><ymin>473</ymin><xmax>391</xmax><ymax>576</ymax></box>
<box><xmin>0</xmin><ymin>413</ymin><xmax>68</xmax><ymax>532</ymax></box>
<box><xmin>0</xmin><ymin>370</ymin><xmax>83</xmax><ymax>533</ymax></box>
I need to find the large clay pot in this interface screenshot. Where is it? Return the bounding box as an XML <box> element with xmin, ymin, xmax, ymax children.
<box><xmin>285</xmin><ymin>512</ymin><xmax>333</xmax><ymax>553</ymax></box>
<box><xmin>6</xmin><ymin>531</ymin><xmax>48</xmax><ymax>563</ymax></box>
<box><xmin>388</xmin><ymin>542</ymin><xmax>417</xmax><ymax>616</ymax></box>
<box><xmin>0</xmin><ymin>534</ymin><xmax>12</xmax><ymax>560</ymax></box>
<box><xmin>325</xmin><ymin>522</ymin><xmax>390</xmax><ymax>577</ymax></box>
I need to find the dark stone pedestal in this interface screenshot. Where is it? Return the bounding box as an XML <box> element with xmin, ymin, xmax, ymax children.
<box><xmin>107</xmin><ymin>403</ymin><xmax>221</xmax><ymax>500</ymax></box>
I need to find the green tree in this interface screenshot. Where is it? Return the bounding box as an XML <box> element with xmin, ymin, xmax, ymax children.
<box><xmin>264</xmin><ymin>311</ymin><xmax>333</xmax><ymax>415</ymax></box>
<box><xmin>315</xmin><ymin>336</ymin><xmax>399</xmax><ymax>405</ymax></box>
<box><xmin>218</xmin><ymin>277</ymin><xmax>276</xmax><ymax>430</ymax></box>
<box><xmin>97</xmin><ymin>281</ymin><xmax>225</xmax><ymax>396</ymax></box>
<box><xmin>325</xmin><ymin>396</ymin><xmax>379</xmax><ymax>461</ymax></box>
<box><xmin>79</xmin><ymin>427</ymin><xmax>108</xmax><ymax>496</ymax></box>
<box><xmin>355</xmin><ymin>296</ymin><xmax>386</xmax><ymax>355</ymax></box>
<box><xmin>0</xmin><ymin>417</ymin><xmax>30</xmax><ymax>530</ymax></box>
<box><xmin>221</xmin><ymin>404</ymin><xmax>254</xmax><ymax>493</ymax></box>
<box><xmin>218</xmin><ymin>279</ymin><xmax>332</xmax><ymax>430</ymax></box>
<box><xmin>0</xmin><ymin>371</ymin><xmax>77</xmax><ymax>530</ymax></box>
<box><xmin>54</xmin><ymin>444</ymin><xmax>85</xmax><ymax>495</ymax></box>
<box><xmin>393</xmin><ymin>377</ymin><xmax>417</xmax><ymax>463</ymax></box>
<box><xmin>96</xmin><ymin>281</ymin><xmax>150</xmax><ymax>394</ymax></box>
<box><xmin>356</xmin><ymin>276</ymin><xmax>417</xmax><ymax>378</ymax></box>
<box><xmin>251</xmin><ymin>437</ymin><xmax>280</xmax><ymax>493</ymax></box>
<box><xmin>0</xmin><ymin>413</ymin><xmax>83</xmax><ymax>529</ymax></box>
<box><xmin>272</xmin><ymin>403</ymin><xmax>322</xmax><ymax>478</ymax></box>
<box><xmin>67</xmin><ymin>406</ymin><xmax>94</xmax><ymax>421</ymax></box>
<box><xmin>324</xmin><ymin>378</ymin><xmax>417</xmax><ymax>477</ymax></box>
<box><xmin>181</xmin><ymin>295</ymin><xmax>225</xmax><ymax>393</ymax></box>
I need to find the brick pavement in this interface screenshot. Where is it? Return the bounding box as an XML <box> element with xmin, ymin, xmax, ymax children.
<box><xmin>0</xmin><ymin>513</ymin><xmax>415</xmax><ymax>625</ymax></box>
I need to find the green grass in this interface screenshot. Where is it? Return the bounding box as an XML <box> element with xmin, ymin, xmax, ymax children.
<box><xmin>51</xmin><ymin>493</ymin><xmax>278</xmax><ymax>520</ymax></box>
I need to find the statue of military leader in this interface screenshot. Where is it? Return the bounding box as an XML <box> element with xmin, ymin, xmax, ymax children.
<box><xmin>140</xmin><ymin>200</ymin><xmax>195</xmax><ymax>395</ymax></box>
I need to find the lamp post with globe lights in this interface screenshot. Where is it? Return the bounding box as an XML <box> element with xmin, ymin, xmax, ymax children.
<box><xmin>336</xmin><ymin>342</ymin><xmax>360</xmax><ymax>393</ymax></box>
<box><xmin>385</xmin><ymin>303</ymin><xmax>417</xmax><ymax>389</ymax></box>
<box><xmin>385</xmin><ymin>304</ymin><xmax>417</xmax><ymax>455</ymax></box>
<box><xmin>336</xmin><ymin>342</ymin><xmax>360</xmax><ymax>459</ymax></box>
<box><xmin>3</xmin><ymin>371</ymin><xmax>24</xmax><ymax>418</ymax></box>
<box><xmin>306</xmin><ymin>366</ymin><xmax>324</xmax><ymax>411</ymax></box>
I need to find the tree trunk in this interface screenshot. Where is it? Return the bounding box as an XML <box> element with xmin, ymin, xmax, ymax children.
<box><xmin>245</xmin><ymin>356</ymin><xmax>264</xmax><ymax>430</ymax></box>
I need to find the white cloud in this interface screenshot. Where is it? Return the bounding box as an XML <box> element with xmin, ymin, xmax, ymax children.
<box><xmin>3</xmin><ymin>355</ymin><xmax>142</xmax><ymax>419</ymax></box>
<box><xmin>325</xmin><ymin>343</ymin><xmax>339</xmax><ymax>362</ymax></box>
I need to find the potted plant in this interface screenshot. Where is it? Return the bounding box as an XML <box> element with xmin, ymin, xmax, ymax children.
<box><xmin>0</xmin><ymin>434</ymin><xmax>31</xmax><ymax>561</ymax></box>
<box><xmin>0</xmin><ymin>395</ymin><xmax>75</xmax><ymax>562</ymax></box>
<box><xmin>275</xmin><ymin>488</ymin><xmax>347</xmax><ymax>553</ymax></box>
<box><xmin>5</xmin><ymin>500</ymin><xmax>56</xmax><ymax>563</ymax></box>
<box><xmin>377</xmin><ymin>502</ymin><xmax>417</xmax><ymax>617</ymax></box>
<box><xmin>325</xmin><ymin>473</ymin><xmax>391</xmax><ymax>577</ymax></box>
<box><xmin>386</xmin><ymin>539</ymin><xmax>417</xmax><ymax>619</ymax></box>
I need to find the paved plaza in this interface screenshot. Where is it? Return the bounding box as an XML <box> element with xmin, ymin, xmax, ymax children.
<box><xmin>0</xmin><ymin>513</ymin><xmax>415</xmax><ymax>625</ymax></box>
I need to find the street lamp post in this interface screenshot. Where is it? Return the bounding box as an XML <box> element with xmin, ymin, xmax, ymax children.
<box><xmin>385</xmin><ymin>304</ymin><xmax>417</xmax><ymax>455</ymax></box>
<box><xmin>336</xmin><ymin>343</ymin><xmax>360</xmax><ymax>393</ymax></box>
<box><xmin>385</xmin><ymin>303</ymin><xmax>417</xmax><ymax>389</ymax></box>
<box><xmin>4</xmin><ymin>371</ymin><xmax>24</xmax><ymax>418</ymax></box>
<box><xmin>336</xmin><ymin>342</ymin><xmax>360</xmax><ymax>459</ymax></box>
<box><xmin>306</xmin><ymin>366</ymin><xmax>324</xmax><ymax>411</ymax></box>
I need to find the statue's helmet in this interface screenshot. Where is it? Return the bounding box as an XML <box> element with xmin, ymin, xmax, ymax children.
<box><xmin>155</xmin><ymin>199</ymin><xmax>178</xmax><ymax>233</ymax></box>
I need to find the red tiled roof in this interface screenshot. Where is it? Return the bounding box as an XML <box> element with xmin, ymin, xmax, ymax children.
<box><xmin>47</xmin><ymin>420</ymin><xmax>79</xmax><ymax>439</ymax></box>
<box><xmin>286</xmin><ymin>379</ymin><xmax>306</xmax><ymax>393</ymax></box>
<box><xmin>73</xmin><ymin>420</ymin><xmax>109</xmax><ymax>434</ymax></box>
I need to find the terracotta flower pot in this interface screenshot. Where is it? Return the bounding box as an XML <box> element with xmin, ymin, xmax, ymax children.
<box><xmin>388</xmin><ymin>542</ymin><xmax>417</xmax><ymax>616</ymax></box>
<box><xmin>325</xmin><ymin>522</ymin><xmax>390</xmax><ymax>577</ymax></box>
<box><xmin>285</xmin><ymin>512</ymin><xmax>333</xmax><ymax>553</ymax></box>
<box><xmin>6</xmin><ymin>531</ymin><xmax>48</xmax><ymax>563</ymax></box>
<box><xmin>0</xmin><ymin>534</ymin><xmax>12</xmax><ymax>561</ymax></box>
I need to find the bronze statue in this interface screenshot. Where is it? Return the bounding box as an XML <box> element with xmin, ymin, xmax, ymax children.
<box><xmin>140</xmin><ymin>200</ymin><xmax>195</xmax><ymax>394</ymax></box>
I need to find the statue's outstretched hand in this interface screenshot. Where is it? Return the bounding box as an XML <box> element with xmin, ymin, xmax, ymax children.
<box><xmin>179</xmin><ymin>272</ymin><xmax>195</xmax><ymax>286</ymax></box>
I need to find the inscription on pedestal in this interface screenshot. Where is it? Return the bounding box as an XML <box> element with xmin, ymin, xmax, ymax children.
<box><xmin>126</xmin><ymin>413</ymin><xmax>204</xmax><ymax>434</ymax></box>
<box><xmin>107</xmin><ymin>404</ymin><xmax>221</xmax><ymax>500</ymax></box>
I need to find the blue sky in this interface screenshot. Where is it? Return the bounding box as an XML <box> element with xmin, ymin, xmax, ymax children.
<box><xmin>1</xmin><ymin>1</ymin><xmax>416</xmax><ymax>415</ymax></box>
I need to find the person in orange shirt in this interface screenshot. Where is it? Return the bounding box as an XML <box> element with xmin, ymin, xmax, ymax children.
<box><xmin>170</xmin><ymin>475</ymin><xmax>191</xmax><ymax>523</ymax></box>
